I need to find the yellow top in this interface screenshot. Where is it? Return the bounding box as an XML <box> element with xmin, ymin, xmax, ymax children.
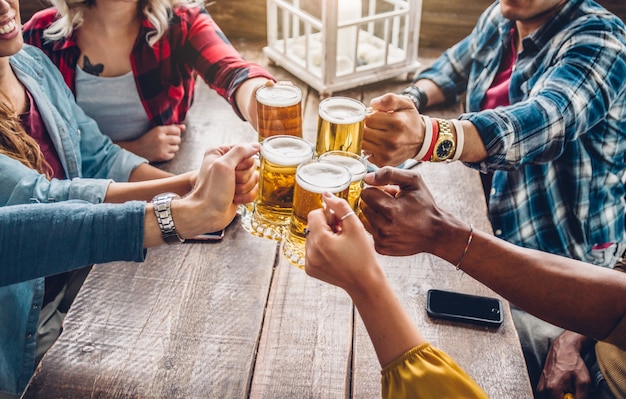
<box><xmin>381</xmin><ymin>343</ymin><xmax>489</xmax><ymax>399</ymax></box>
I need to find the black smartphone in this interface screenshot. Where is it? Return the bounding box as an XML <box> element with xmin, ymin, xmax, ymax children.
<box><xmin>426</xmin><ymin>289</ymin><xmax>503</xmax><ymax>327</ymax></box>
<box><xmin>189</xmin><ymin>229</ymin><xmax>225</xmax><ymax>242</ymax></box>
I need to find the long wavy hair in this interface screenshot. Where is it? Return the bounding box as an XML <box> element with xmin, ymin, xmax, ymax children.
<box><xmin>0</xmin><ymin>92</ymin><xmax>53</xmax><ymax>179</ymax></box>
<box><xmin>43</xmin><ymin>0</ymin><xmax>204</xmax><ymax>47</ymax></box>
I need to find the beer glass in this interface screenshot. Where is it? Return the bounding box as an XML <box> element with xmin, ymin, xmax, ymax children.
<box><xmin>315</xmin><ymin>97</ymin><xmax>367</xmax><ymax>156</ymax></box>
<box><xmin>247</xmin><ymin>135</ymin><xmax>314</xmax><ymax>240</ymax></box>
<box><xmin>240</xmin><ymin>83</ymin><xmax>303</xmax><ymax>227</ymax></box>
<box><xmin>256</xmin><ymin>83</ymin><xmax>303</xmax><ymax>141</ymax></box>
<box><xmin>318</xmin><ymin>151</ymin><xmax>367</xmax><ymax>212</ymax></box>
<box><xmin>282</xmin><ymin>160</ymin><xmax>351</xmax><ymax>268</ymax></box>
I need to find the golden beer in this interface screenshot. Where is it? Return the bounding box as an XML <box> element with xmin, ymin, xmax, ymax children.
<box><xmin>318</xmin><ymin>151</ymin><xmax>367</xmax><ymax>212</ymax></box>
<box><xmin>282</xmin><ymin>160</ymin><xmax>351</xmax><ymax>268</ymax></box>
<box><xmin>315</xmin><ymin>97</ymin><xmax>367</xmax><ymax>155</ymax></box>
<box><xmin>249</xmin><ymin>135</ymin><xmax>313</xmax><ymax>240</ymax></box>
<box><xmin>256</xmin><ymin>83</ymin><xmax>303</xmax><ymax>141</ymax></box>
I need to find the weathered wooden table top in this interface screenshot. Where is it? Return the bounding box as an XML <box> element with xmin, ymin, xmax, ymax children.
<box><xmin>22</xmin><ymin>42</ymin><xmax>532</xmax><ymax>399</ymax></box>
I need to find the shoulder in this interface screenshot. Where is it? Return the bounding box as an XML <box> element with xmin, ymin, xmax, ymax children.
<box><xmin>22</xmin><ymin>7</ymin><xmax>59</xmax><ymax>30</ymax></box>
<box><xmin>170</xmin><ymin>4</ymin><xmax>211</xmax><ymax>24</ymax></box>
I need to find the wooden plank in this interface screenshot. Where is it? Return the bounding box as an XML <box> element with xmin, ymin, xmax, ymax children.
<box><xmin>352</xmin><ymin>162</ymin><xmax>532</xmax><ymax>398</ymax></box>
<box><xmin>249</xmin><ymin>256</ymin><xmax>354</xmax><ymax>398</ymax></box>
<box><xmin>24</xmin><ymin>235</ymin><xmax>278</xmax><ymax>398</ymax></box>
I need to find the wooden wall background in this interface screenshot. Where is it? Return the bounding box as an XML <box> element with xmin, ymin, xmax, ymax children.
<box><xmin>20</xmin><ymin>0</ymin><xmax>626</xmax><ymax>50</ymax></box>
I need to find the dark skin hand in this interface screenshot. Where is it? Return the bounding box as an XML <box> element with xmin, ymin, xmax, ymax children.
<box><xmin>537</xmin><ymin>331</ymin><xmax>594</xmax><ymax>399</ymax></box>
<box><xmin>359</xmin><ymin>167</ymin><xmax>445</xmax><ymax>256</ymax></box>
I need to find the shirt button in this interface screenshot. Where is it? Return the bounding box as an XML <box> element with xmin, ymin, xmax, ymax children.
<box><xmin>32</xmin><ymin>304</ymin><xmax>38</xmax><ymax>310</ymax></box>
<box><xmin>26</xmin><ymin>334</ymin><xmax>33</xmax><ymax>340</ymax></box>
<box><xmin>495</xmin><ymin>229</ymin><xmax>502</xmax><ymax>236</ymax></box>
<box><xmin>490</xmin><ymin>188</ymin><xmax>496</xmax><ymax>195</ymax></box>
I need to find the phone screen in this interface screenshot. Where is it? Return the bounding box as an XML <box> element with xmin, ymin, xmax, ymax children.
<box><xmin>426</xmin><ymin>289</ymin><xmax>503</xmax><ymax>327</ymax></box>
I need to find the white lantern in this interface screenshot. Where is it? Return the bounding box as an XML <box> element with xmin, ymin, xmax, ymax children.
<box><xmin>264</xmin><ymin>0</ymin><xmax>422</xmax><ymax>97</ymax></box>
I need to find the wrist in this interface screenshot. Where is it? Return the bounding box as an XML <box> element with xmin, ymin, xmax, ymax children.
<box><xmin>401</xmin><ymin>85</ymin><xmax>428</xmax><ymax>113</ymax></box>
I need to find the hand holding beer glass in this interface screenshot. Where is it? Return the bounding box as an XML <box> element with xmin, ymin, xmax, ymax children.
<box><xmin>282</xmin><ymin>160</ymin><xmax>351</xmax><ymax>268</ymax></box>
<box><xmin>315</xmin><ymin>97</ymin><xmax>367</xmax><ymax>156</ymax></box>
<box><xmin>247</xmin><ymin>135</ymin><xmax>313</xmax><ymax>240</ymax></box>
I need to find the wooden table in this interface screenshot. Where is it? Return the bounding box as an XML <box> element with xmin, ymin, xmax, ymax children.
<box><xmin>22</xmin><ymin>43</ymin><xmax>532</xmax><ymax>399</ymax></box>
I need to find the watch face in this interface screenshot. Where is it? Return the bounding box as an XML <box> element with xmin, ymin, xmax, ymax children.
<box><xmin>435</xmin><ymin>139</ymin><xmax>454</xmax><ymax>159</ymax></box>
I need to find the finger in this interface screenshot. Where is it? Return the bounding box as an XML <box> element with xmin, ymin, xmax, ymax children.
<box><xmin>369</xmin><ymin>93</ymin><xmax>414</xmax><ymax>113</ymax></box>
<box><xmin>321</xmin><ymin>192</ymin><xmax>362</xmax><ymax>232</ymax></box>
<box><xmin>235</xmin><ymin>156</ymin><xmax>257</xmax><ymax>172</ymax></box>
<box><xmin>306</xmin><ymin>207</ymin><xmax>335</xmax><ymax>237</ymax></box>
<box><xmin>217</xmin><ymin>143</ymin><xmax>261</xmax><ymax>169</ymax></box>
<box><xmin>363</xmin><ymin>167</ymin><xmax>422</xmax><ymax>191</ymax></box>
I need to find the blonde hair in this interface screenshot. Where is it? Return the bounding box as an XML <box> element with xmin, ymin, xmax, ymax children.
<box><xmin>43</xmin><ymin>0</ymin><xmax>204</xmax><ymax>47</ymax></box>
<box><xmin>0</xmin><ymin>93</ymin><xmax>53</xmax><ymax>179</ymax></box>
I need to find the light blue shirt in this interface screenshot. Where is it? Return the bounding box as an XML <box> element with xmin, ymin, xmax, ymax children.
<box><xmin>0</xmin><ymin>45</ymin><xmax>148</xmax><ymax>396</ymax></box>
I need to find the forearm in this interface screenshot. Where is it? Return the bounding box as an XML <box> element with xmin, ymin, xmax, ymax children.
<box><xmin>348</xmin><ymin>266</ymin><xmax>426</xmax><ymax>367</ymax></box>
<box><xmin>128</xmin><ymin>163</ymin><xmax>174</xmax><ymax>181</ymax></box>
<box><xmin>104</xmin><ymin>172</ymin><xmax>193</xmax><ymax>203</ymax></box>
<box><xmin>430</xmin><ymin>213</ymin><xmax>626</xmax><ymax>340</ymax></box>
<box><xmin>235</xmin><ymin>77</ymin><xmax>273</xmax><ymax>128</ymax></box>
<box><xmin>0</xmin><ymin>201</ymin><xmax>146</xmax><ymax>287</ymax></box>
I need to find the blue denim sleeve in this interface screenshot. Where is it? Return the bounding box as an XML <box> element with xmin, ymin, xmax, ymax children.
<box><xmin>0</xmin><ymin>200</ymin><xmax>147</xmax><ymax>287</ymax></box>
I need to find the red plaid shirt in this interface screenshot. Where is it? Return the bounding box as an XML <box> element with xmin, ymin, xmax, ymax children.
<box><xmin>23</xmin><ymin>6</ymin><xmax>275</xmax><ymax>125</ymax></box>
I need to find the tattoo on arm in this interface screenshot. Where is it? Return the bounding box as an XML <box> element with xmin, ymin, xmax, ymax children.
<box><xmin>83</xmin><ymin>55</ymin><xmax>104</xmax><ymax>76</ymax></box>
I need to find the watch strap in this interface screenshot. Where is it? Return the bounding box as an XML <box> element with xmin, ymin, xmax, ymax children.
<box><xmin>152</xmin><ymin>193</ymin><xmax>185</xmax><ymax>245</ymax></box>
<box><xmin>430</xmin><ymin>119</ymin><xmax>456</xmax><ymax>162</ymax></box>
<box><xmin>401</xmin><ymin>86</ymin><xmax>428</xmax><ymax>113</ymax></box>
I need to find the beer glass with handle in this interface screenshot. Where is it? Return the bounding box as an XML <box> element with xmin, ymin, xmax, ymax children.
<box><xmin>318</xmin><ymin>151</ymin><xmax>367</xmax><ymax>212</ymax></box>
<box><xmin>315</xmin><ymin>97</ymin><xmax>367</xmax><ymax>156</ymax></box>
<box><xmin>240</xmin><ymin>82</ymin><xmax>304</xmax><ymax>228</ymax></box>
<box><xmin>282</xmin><ymin>160</ymin><xmax>351</xmax><ymax>268</ymax></box>
<box><xmin>246</xmin><ymin>135</ymin><xmax>314</xmax><ymax>240</ymax></box>
<box><xmin>256</xmin><ymin>82</ymin><xmax>303</xmax><ymax>141</ymax></box>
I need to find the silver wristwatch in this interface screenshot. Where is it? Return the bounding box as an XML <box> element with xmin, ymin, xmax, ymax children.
<box><xmin>152</xmin><ymin>193</ymin><xmax>185</xmax><ymax>245</ymax></box>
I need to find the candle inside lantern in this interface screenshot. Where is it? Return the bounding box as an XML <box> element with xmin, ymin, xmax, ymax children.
<box><xmin>336</xmin><ymin>0</ymin><xmax>362</xmax><ymax>72</ymax></box>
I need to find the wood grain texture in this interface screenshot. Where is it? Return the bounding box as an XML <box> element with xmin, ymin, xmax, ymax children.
<box><xmin>22</xmin><ymin>41</ymin><xmax>532</xmax><ymax>399</ymax></box>
<box><xmin>24</xmin><ymin>234</ymin><xmax>278</xmax><ymax>398</ymax></box>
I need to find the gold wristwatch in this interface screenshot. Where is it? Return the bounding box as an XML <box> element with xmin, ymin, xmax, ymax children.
<box><xmin>430</xmin><ymin>119</ymin><xmax>456</xmax><ymax>162</ymax></box>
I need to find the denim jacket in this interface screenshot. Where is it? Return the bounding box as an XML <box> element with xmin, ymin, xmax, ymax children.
<box><xmin>0</xmin><ymin>45</ymin><xmax>147</xmax><ymax>395</ymax></box>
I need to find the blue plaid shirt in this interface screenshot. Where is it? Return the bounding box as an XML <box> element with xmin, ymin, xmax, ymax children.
<box><xmin>418</xmin><ymin>0</ymin><xmax>626</xmax><ymax>262</ymax></box>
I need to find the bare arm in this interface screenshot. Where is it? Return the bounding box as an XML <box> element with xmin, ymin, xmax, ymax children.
<box><xmin>304</xmin><ymin>193</ymin><xmax>424</xmax><ymax>367</ymax></box>
<box><xmin>360</xmin><ymin>167</ymin><xmax>626</xmax><ymax>342</ymax></box>
<box><xmin>235</xmin><ymin>77</ymin><xmax>274</xmax><ymax>130</ymax></box>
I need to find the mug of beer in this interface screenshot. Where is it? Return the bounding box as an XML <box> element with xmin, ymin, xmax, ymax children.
<box><xmin>256</xmin><ymin>83</ymin><xmax>303</xmax><ymax>141</ymax></box>
<box><xmin>282</xmin><ymin>160</ymin><xmax>351</xmax><ymax>268</ymax></box>
<box><xmin>318</xmin><ymin>151</ymin><xmax>367</xmax><ymax>212</ymax></box>
<box><xmin>315</xmin><ymin>97</ymin><xmax>367</xmax><ymax>156</ymax></box>
<box><xmin>246</xmin><ymin>135</ymin><xmax>314</xmax><ymax>240</ymax></box>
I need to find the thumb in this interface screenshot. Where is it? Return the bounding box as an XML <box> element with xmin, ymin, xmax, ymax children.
<box><xmin>363</xmin><ymin>166</ymin><xmax>422</xmax><ymax>191</ymax></box>
<box><xmin>369</xmin><ymin>93</ymin><xmax>413</xmax><ymax>113</ymax></box>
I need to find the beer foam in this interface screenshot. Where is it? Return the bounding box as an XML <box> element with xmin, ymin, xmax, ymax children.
<box><xmin>319</xmin><ymin>154</ymin><xmax>367</xmax><ymax>182</ymax></box>
<box><xmin>319</xmin><ymin>97</ymin><xmax>367</xmax><ymax>125</ymax></box>
<box><xmin>261</xmin><ymin>136</ymin><xmax>313</xmax><ymax>165</ymax></box>
<box><xmin>256</xmin><ymin>85</ymin><xmax>302</xmax><ymax>107</ymax></box>
<box><xmin>296</xmin><ymin>162</ymin><xmax>351</xmax><ymax>194</ymax></box>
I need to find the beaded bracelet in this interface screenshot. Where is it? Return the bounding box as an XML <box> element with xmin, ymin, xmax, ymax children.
<box><xmin>455</xmin><ymin>224</ymin><xmax>474</xmax><ymax>270</ymax></box>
